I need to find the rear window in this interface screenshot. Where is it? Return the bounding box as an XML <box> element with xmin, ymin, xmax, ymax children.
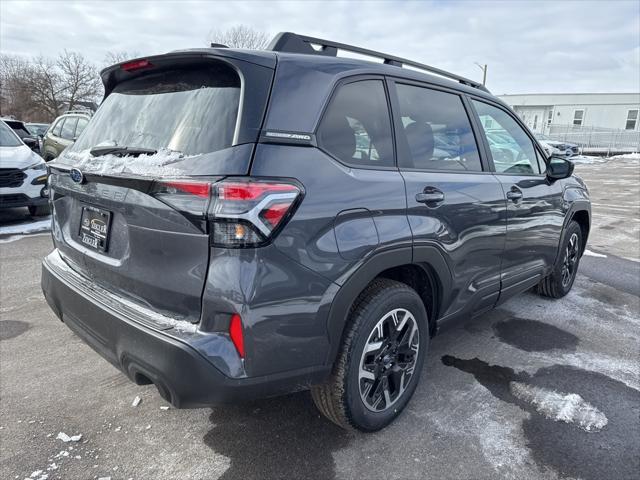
<box><xmin>0</xmin><ymin>122</ymin><xmax>22</xmax><ymax>147</ymax></box>
<box><xmin>317</xmin><ymin>80</ymin><xmax>394</xmax><ymax>168</ymax></box>
<box><xmin>70</xmin><ymin>63</ymin><xmax>241</xmax><ymax>156</ymax></box>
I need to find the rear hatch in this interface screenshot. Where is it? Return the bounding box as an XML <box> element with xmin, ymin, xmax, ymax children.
<box><xmin>48</xmin><ymin>52</ymin><xmax>274</xmax><ymax>323</ymax></box>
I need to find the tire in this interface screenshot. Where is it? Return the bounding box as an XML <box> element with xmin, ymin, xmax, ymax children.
<box><xmin>311</xmin><ymin>279</ymin><xmax>429</xmax><ymax>432</ymax></box>
<box><xmin>28</xmin><ymin>205</ymin><xmax>50</xmax><ymax>217</ymax></box>
<box><xmin>537</xmin><ymin>221</ymin><xmax>582</xmax><ymax>298</ymax></box>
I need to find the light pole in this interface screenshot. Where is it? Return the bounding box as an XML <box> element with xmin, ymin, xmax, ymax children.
<box><xmin>474</xmin><ymin>62</ymin><xmax>487</xmax><ymax>86</ymax></box>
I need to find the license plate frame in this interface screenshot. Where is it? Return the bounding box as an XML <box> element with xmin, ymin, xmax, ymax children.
<box><xmin>79</xmin><ymin>205</ymin><xmax>112</xmax><ymax>253</ymax></box>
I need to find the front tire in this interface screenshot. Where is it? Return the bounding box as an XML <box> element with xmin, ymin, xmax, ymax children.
<box><xmin>312</xmin><ymin>279</ymin><xmax>428</xmax><ymax>431</ymax></box>
<box><xmin>537</xmin><ymin>220</ymin><xmax>582</xmax><ymax>298</ymax></box>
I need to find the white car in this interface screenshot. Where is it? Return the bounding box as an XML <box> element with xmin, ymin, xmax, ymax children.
<box><xmin>0</xmin><ymin>120</ymin><xmax>50</xmax><ymax>216</ymax></box>
<box><xmin>536</xmin><ymin>134</ymin><xmax>579</xmax><ymax>157</ymax></box>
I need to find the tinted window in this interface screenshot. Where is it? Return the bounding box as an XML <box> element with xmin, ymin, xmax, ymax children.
<box><xmin>60</xmin><ymin>117</ymin><xmax>78</xmax><ymax>140</ymax></box>
<box><xmin>395</xmin><ymin>84</ymin><xmax>482</xmax><ymax>171</ymax></box>
<box><xmin>317</xmin><ymin>80</ymin><xmax>393</xmax><ymax>168</ymax></box>
<box><xmin>473</xmin><ymin>100</ymin><xmax>542</xmax><ymax>175</ymax></box>
<box><xmin>0</xmin><ymin>122</ymin><xmax>22</xmax><ymax>147</ymax></box>
<box><xmin>52</xmin><ymin>119</ymin><xmax>64</xmax><ymax>137</ymax></box>
<box><xmin>75</xmin><ymin>117</ymin><xmax>89</xmax><ymax>137</ymax></box>
<box><xmin>71</xmin><ymin>64</ymin><xmax>240</xmax><ymax>156</ymax></box>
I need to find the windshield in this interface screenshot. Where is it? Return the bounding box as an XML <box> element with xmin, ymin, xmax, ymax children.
<box><xmin>27</xmin><ymin>124</ymin><xmax>49</xmax><ymax>136</ymax></box>
<box><xmin>0</xmin><ymin>122</ymin><xmax>22</xmax><ymax>147</ymax></box>
<box><xmin>70</xmin><ymin>63</ymin><xmax>241</xmax><ymax>157</ymax></box>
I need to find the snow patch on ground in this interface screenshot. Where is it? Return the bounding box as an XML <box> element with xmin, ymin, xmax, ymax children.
<box><xmin>0</xmin><ymin>218</ymin><xmax>51</xmax><ymax>236</ymax></box>
<box><xmin>0</xmin><ymin>232</ymin><xmax>50</xmax><ymax>243</ymax></box>
<box><xmin>608</xmin><ymin>152</ymin><xmax>640</xmax><ymax>161</ymax></box>
<box><xmin>510</xmin><ymin>381</ymin><xmax>608</xmax><ymax>432</ymax></box>
<box><xmin>63</xmin><ymin>148</ymin><xmax>191</xmax><ymax>177</ymax></box>
<box><xmin>56</xmin><ymin>432</ymin><xmax>82</xmax><ymax>442</ymax></box>
<box><xmin>584</xmin><ymin>249</ymin><xmax>607</xmax><ymax>258</ymax></box>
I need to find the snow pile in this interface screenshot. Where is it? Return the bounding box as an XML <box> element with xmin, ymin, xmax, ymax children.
<box><xmin>0</xmin><ymin>218</ymin><xmax>51</xmax><ymax>236</ymax></box>
<box><xmin>569</xmin><ymin>155</ymin><xmax>607</xmax><ymax>165</ymax></box>
<box><xmin>63</xmin><ymin>148</ymin><xmax>192</xmax><ymax>177</ymax></box>
<box><xmin>510</xmin><ymin>381</ymin><xmax>608</xmax><ymax>432</ymax></box>
<box><xmin>608</xmin><ymin>152</ymin><xmax>640</xmax><ymax>162</ymax></box>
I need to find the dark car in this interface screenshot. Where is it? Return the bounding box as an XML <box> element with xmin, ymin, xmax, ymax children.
<box><xmin>2</xmin><ymin>118</ymin><xmax>40</xmax><ymax>153</ymax></box>
<box><xmin>41</xmin><ymin>33</ymin><xmax>590</xmax><ymax>432</ymax></box>
<box><xmin>26</xmin><ymin>122</ymin><xmax>50</xmax><ymax>137</ymax></box>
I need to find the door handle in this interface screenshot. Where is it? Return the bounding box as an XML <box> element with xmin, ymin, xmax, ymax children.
<box><xmin>416</xmin><ymin>187</ymin><xmax>445</xmax><ymax>205</ymax></box>
<box><xmin>506</xmin><ymin>187</ymin><xmax>523</xmax><ymax>201</ymax></box>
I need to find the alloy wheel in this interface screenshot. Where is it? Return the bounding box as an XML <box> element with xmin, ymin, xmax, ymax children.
<box><xmin>358</xmin><ymin>308</ymin><xmax>420</xmax><ymax>412</ymax></box>
<box><xmin>561</xmin><ymin>232</ymin><xmax>580</xmax><ymax>287</ymax></box>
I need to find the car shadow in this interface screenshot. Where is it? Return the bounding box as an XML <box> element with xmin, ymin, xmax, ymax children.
<box><xmin>203</xmin><ymin>391</ymin><xmax>352</xmax><ymax>480</ymax></box>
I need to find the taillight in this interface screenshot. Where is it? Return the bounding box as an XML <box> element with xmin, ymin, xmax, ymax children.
<box><xmin>210</xmin><ymin>178</ymin><xmax>302</xmax><ymax>248</ymax></box>
<box><xmin>150</xmin><ymin>177</ymin><xmax>302</xmax><ymax>247</ymax></box>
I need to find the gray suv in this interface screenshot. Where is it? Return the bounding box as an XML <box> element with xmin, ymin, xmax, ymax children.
<box><xmin>41</xmin><ymin>33</ymin><xmax>590</xmax><ymax>431</ymax></box>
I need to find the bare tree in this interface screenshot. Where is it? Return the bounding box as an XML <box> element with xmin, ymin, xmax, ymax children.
<box><xmin>0</xmin><ymin>54</ymin><xmax>36</xmax><ymax>119</ymax></box>
<box><xmin>1</xmin><ymin>51</ymin><xmax>101</xmax><ymax>122</ymax></box>
<box><xmin>103</xmin><ymin>50</ymin><xmax>140</xmax><ymax>66</ymax></box>
<box><xmin>207</xmin><ymin>25</ymin><xmax>269</xmax><ymax>49</ymax></box>
<box><xmin>57</xmin><ymin>50</ymin><xmax>101</xmax><ymax>111</ymax></box>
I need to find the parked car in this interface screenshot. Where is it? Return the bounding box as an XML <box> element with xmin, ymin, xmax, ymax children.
<box><xmin>0</xmin><ymin>120</ymin><xmax>50</xmax><ymax>216</ymax></box>
<box><xmin>26</xmin><ymin>122</ymin><xmax>50</xmax><ymax>137</ymax></box>
<box><xmin>41</xmin><ymin>111</ymin><xmax>91</xmax><ymax>161</ymax></box>
<box><xmin>536</xmin><ymin>134</ymin><xmax>579</xmax><ymax>157</ymax></box>
<box><xmin>1</xmin><ymin>118</ymin><xmax>41</xmax><ymax>153</ymax></box>
<box><xmin>41</xmin><ymin>33</ymin><xmax>590</xmax><ymax>432</ymax></box>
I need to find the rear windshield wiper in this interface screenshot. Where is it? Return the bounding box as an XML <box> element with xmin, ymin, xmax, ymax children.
<box><xmin>90</xmin><ymin>145</ymin><xmax>157</xmax><ymax>157</ymax></box>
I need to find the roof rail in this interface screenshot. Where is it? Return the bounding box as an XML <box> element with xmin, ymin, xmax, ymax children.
<box><xmin>65</xmin><ymin>109</ymin><xmax>93</xmax><ymax>116</ymax></box>
<box><xmin>268</xmin><ymin>32</ymin><xmax>488</xmax><ymax>92</ymax></box>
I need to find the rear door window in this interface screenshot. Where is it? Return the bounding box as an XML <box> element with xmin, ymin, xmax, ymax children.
<box><xmin>395</xmin><ymin>84</ymin><xmax>482</xmax><ymax>171</ymax></box>
<box><xmin>60</xmin><ymin>117</ymin><xmax>78</xmax><ymax>140</ymax></box>
<box><xmin>74</xmin><ymin>117</ymin><xmax>89</xmax><ymax>138</ymax></box>
<box><xmin>317</xmin><ymin>80</ymin><xmax>394</xmax><ymax>168</ymax></box>
<box><xmin>70</xmin><ymin>64</ymin><xmax>241</xmax><ymax>156</ymax></box>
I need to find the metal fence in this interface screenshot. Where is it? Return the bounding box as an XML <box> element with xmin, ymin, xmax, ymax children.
<box><xmin>545</xmin><ymin>123</ymin><xmax>640</xmax><ymax>155</ymax></box>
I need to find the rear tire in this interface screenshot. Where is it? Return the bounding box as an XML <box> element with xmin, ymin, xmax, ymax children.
<box><xmin>537</xmin><ymin>221</ymin><xmax>582</xmax><ymax>298</ymax></box>
<box><xmin>312</xmin><ymin>279</ymin><xmax>428</xmax><ymax>431</ymax></box>
<box><xmin>28</xmin><ymin>205</ymin><xmax>50</xmax><ymax>217</ymax></box>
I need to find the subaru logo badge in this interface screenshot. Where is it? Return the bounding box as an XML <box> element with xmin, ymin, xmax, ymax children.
<box><xmin>70</xmin><ymin>168</ymin><xmax>84</xmax><ymax>184</ymax></box>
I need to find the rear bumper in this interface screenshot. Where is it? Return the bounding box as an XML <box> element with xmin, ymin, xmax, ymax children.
<box><xmin>41</xmin><ymin>250</ymin><xmax>329</xmax><ymax>407</ymax></box>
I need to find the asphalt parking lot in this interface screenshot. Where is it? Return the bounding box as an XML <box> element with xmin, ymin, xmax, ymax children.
<box><xmin>1</xmin><ymin>159</ymin><xmax>639</xmax><ymax>480</ymax></box>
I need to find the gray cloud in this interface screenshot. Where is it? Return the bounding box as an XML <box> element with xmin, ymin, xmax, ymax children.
<box><xmin>1</xmin><ymin>0</ymin><xmax>638</xmax><ymax>94</ymax></box>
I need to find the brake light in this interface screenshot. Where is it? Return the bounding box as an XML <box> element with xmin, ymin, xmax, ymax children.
<box><xmin>229</xmin><ymin>314</ymin><xmax>245</xmax><ymax>358</ymax></box>
<box><xmin>121</xmin><ymin>59</ymin><xmax>153</xmax><ymax>72</ymax></box>
<box><xmin>150</xmin><ymin>177</ymin><xmax>302</xmax><ymax>246</ymax></box>
<box><xmin>210</xmin><ymin>179</ymin><xmax>302</xmax><ymax>247</ymax></box>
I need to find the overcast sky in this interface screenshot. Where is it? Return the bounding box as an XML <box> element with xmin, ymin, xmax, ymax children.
<box><xmin>1</xmin><ymin>0</ymin><xmax>639</xmax><ymax>95</ymax></box>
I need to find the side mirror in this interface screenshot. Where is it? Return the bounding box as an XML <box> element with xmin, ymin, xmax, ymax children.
<box><xmin>546</xmin><ymin>156</ymin><xmax>574</xmax><ymax>180</ymax></box>
<box><xmin>23</xmin><ymin>136</ymin><xmax>39</xmax><ymax>151</ymax></box>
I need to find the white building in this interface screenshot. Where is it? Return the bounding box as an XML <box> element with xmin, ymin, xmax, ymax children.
<box><xmin>498</xmin><ymin>93</ymin><xmax>640</xmax><ymax>134</ymax></box>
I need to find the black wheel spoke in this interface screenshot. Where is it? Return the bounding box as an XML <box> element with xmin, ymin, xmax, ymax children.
<box><xmin>358</xmin><ymin>308</ymin><xmax>420</xmax><ymax>412</ymax></box>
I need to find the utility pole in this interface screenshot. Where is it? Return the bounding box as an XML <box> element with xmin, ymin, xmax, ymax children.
<box><xmin>474</xmin><ymin>62</ymin><xmax>487</xmax><ymax>86</ymax></box>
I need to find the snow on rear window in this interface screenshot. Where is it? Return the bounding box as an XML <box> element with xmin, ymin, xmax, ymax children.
<box><xmin>68</xmin><ymin>63</ymin><xmax>241</xmax><ymax>163</ymax></box>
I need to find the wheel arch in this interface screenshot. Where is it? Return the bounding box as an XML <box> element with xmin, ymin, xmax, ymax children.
<box><xmin>324</xmin><ymin>246</ymin><xmax>452</xmax><ymax>367</ymax></box>
<box><xmin>555</xmin><ymin>199</ymin><xmax>591</xmax><ymax>266</ymax></box>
